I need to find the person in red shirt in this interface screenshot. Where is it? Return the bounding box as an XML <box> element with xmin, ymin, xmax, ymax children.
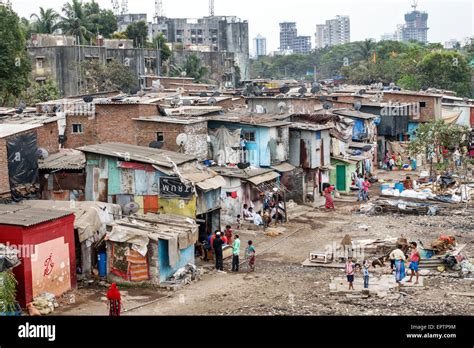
<box><xmin>224</xmin><ymin>225</ymin><xmax>233</xmax><ymax>244</ymax></box>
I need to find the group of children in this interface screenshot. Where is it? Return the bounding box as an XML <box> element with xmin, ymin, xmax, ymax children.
<box><xmin>345</xmin><ymin>241</ymin><xmax>421</xmax><ymax>290</ymax></box>
<box><xmin>384</xmin><ymin>153</ymin><xmax>417</xmax><ymax>172</ymax></box>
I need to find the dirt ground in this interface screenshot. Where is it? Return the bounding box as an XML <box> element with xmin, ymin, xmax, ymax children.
<box><xmin>56</xmin><ymin>169</ymin><xmax>474</xmax><ymax>316</ymax></box>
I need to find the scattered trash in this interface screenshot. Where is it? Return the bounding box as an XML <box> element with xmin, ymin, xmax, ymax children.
<box><xmin>29</xmin><ymin>292</ymin><xmax>59</xmax><ymax>315</ymax></box>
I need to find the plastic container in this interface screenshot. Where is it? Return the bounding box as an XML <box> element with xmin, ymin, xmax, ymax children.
<box><xmin>0</xmin><ymin>302</ymin><xmax>22</xmax><ymax>316</ymax></box>
<box><xmin>98</xmin><ymin>252</ymin><xmax>107</xmax><ymax>278</ymax></box>
<box><xmin>394</xmin><ymin>182</ymin><xmax>404</xmax><ymax>193</ymax></box>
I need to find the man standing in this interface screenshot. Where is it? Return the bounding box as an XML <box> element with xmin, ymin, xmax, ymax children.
<box><xmin>356</xmin><ymin>174</ymin><xmax>364</xmax><ymax>202</ymax></box>
<box><xmin>232</xmin><ymin>235</ymin><xmax>241</xmax><ymax>272</ymax></box>
<box><xmin>213</xmin><ymin>232</ymin><xmax>224</xmax><ymax>271</ymax></box>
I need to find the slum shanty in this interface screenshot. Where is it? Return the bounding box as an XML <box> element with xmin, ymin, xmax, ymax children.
<box><xmin>0</xmin><ymin>57</ymin><xmax>473</xmax><ymax>317</ymax></box>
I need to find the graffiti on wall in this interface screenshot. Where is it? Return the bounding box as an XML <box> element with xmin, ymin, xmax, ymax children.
<box><xmin>31</xmin><ymin>237</ymin><xmax>71</xmax><ymax>298</ymax></box>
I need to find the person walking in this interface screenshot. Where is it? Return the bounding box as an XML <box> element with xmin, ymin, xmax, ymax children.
<box><xmin>362</xmin><ymin>177</ymin><xmax>371</xmax><ymax>201</ymax></box>
<box><xmin>324</xmin><ymin>184</ymin><xmax>335</xmax><ymax>209</ymax></box>
<box><xmin>356</xmin><ymin>174</ymin><xmax>364</xmax><ymax>202</ymax></box>
<box><xmin>213</xmin><ymin>232</ymin><xmax>224</xmax><ymax>271</ymax></box>
<box><xmin>106</xmin><ymin>283</ymin><xmax>122</xmax><ymax>316</ymax></box>
<box><xmin>245</xmin><ymin>240</ymin><xmax>256</xmax><ymax>272</ymax></box>
<box><xmin>363</xmin><ymin>259</ymin><xmax>370</xmax><ymax>289</ymax></box>
<box><xmin>232</xmin><ymin>235</ymin><xmax>241</xmax><ymax>272</ymax></box>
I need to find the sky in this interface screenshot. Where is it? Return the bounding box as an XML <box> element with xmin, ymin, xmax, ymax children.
<box><xmin>12</xmin><ymin>0</ymin><xmax>474</xmax><ymax>52</ymax></box>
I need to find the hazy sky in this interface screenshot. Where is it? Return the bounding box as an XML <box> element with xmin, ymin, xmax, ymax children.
<box><xmin>12</xmin><ymin>0</ymin><xmax>473</xmax><ymax>52</ymax></box>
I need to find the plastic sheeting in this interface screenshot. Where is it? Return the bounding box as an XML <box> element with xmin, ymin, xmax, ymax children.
<box><xmin>6</xmin><ymin>132</ymin><xmax>39</xmax><ymax>199</ymax></box>
<box><xmin>208</xmin><ymin>126</ymin><xmax>242</xmax><ymax>165</ymax></box>
<box><xmin>330</xmin><ymin>117</ymin><xmax>354</xmax><ymax>142</ymax></box>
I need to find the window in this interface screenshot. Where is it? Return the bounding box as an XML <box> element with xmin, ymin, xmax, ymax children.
<box><xmin>72</xmin><ymin>124</ymin><xmax>83</xmax><ymax>134</ymax></box>
<box><xmin>419</xmin><ymin>102</ymin><xmax>426</xmax><ymax>108</ymax></box>
<box><xmin>36</xmin><ymin>59</ymin><xmax>43</xmax><ymax>69</ymax></box>
<box><xmin>243</xmin><ymin>131</ymin><xmax>256</xmax><ymax>142</ymax></box>
<box><xmin>156</xmin><ymin>132</ymin><xmax>164</xmax><ymax>142</ymax></box>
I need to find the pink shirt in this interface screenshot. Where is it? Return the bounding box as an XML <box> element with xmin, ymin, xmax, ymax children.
<box><xmin>410</xmin><ymin>250</ymin><xmax>420</xmax><ymax>263</ymax></box>
<box><xmin>345</xmin><ymin>262</ymin><xmax>354</xmax><ymax>276</ymax></box>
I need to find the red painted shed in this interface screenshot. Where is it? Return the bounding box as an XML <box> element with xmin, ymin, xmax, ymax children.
<box><xmin>0</xmin><ymin>205</ymin><xmax>76</xmax><ymax>307</ymax></box>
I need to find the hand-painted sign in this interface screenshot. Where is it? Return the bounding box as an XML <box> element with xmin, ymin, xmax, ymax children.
<box><xmin>159</xmin><ymin>177</ymin><xmax>193</xmax><ymax>198</ymax></box>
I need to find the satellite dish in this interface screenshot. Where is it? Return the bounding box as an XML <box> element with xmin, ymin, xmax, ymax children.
<box><xmin>182</xmin><ymin>99</ymin><xmax>192</xmax><ymax>106</ymax></box>
<box><xmin>277</xmin><ymin>102</ymin><xmax>287</xmax><ymax>114</ymax></box>
<box><xmin>208</xmin><ymin>97</ymin><xmax>217</xmax><ymax>106</ymax></box>
<box><xmin>36</xmin><ymin>148</ymin><xmax>49</xmax><ymax>160</ymax></box>
<box><xmin>176</xmin><ymin>87</ymin><xmax>185</xmax><ymax>94</ymax></box>
<box><xmin>421</xmin><ymin>86</ymin><xmax>429</xmax><ymax>91</ymax></box>
<box><xmin>318</xmin><ymin>95</ymin><xmax>327</xmax><ymax>102</ymax></box>
<box><xmin>158</xmin><ymin>105</ymin><xmax>167</xmax><ymax>116</ymax></box>
<box><xmin>212</xmin><ymin>91</ymin><xmax>221</xmax><ymax>97</ymax></box>
<box><xmin>389</xmin><ymin>82</ymin><xmax>395</xmax><ymax>89</ymax></box>
<box><xmin>279</xmin><ymin>85</ymin><xmax>290</xmax><ymax>94</ymax></box>
<box><xmin>327</xmin><ymin>88</ymin><xmax>333</xmax><ymax>95</ymax></box>
<box><xmin>254</xmin><ymin>86</ymin><xmax>263</xmax><ymax>96</ymax></box>
<box><xmin>18</xmin><ymin>101</ymin><xmax>27</xmax><ymax>110</ymax></box>
<box><xmin>83</xmin><ymin>96</ymin><xmax>94</xmax><ymax>103</ymax></box>
<box><xmin>357</xmin><ymin>89</ymin><xmax>366</xmax><ymax>95</ymax></box>
<box><xmin>171</xmin><ymin>96</ymin><xmax>181</xmax><ymax>107</ymax></box>
<box><xmin>200</xmin><ymin>92</ymin><xmax>208</xmax><ymax>97</ymax></box>
<box><xmin>149</xmin><ymin>141</ymin><xmax>164</xmax><ymax>149</ymax></box>
<box><xmin>362</xmin><ymin>145</ymin><xmax>373</xmax><ymax>152</ymax></box>
<box><xmin>15</xmin><ymin>108</ymin><xmax>23</xmax><ymax>114</ymax></box>
<box><xmin>176</xmin><ymin>133</ymin><xmax>188</xmax><ymax>146</ymax></box>
<box><xmin>354</xmin><ymin>101</ymin><xmax>362</xmax><ymax>111</ymax></box>
<box><xmin>323</xmin><ymin>101</ymin><xmax>333</xmax><ymax>110</ymax></box>
<box><xmin>123</xmin><ymin>202</ymin><xmax>140</xmax><ymax>215</ymax></box>
<box><xmin>298</xmin><ymin>87</ymin><xmax>307</xmax><ymax>95</ymax></box>
<box><xmin>311</xmin><ymin>85</ymin><xmax>321</xmax><ymax>94</ymax></box>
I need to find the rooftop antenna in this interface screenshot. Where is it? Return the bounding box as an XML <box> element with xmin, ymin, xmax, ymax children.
<box><xmin>209</xmin><ymin>0</ymin><xmax>215</xmax><ymax>16</ymax></box>
<box><xmin>155</xmin><ymin>0</ymin><xmax>164</xmax><ymax>21</ymax></box>
<box><xmin>411</xmin><ymin>0</ymin><xmax>418</xmax><ymax>11</ymax></box>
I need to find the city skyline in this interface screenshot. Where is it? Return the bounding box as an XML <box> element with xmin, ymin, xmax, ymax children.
<box><xmin>11</xmin><ymin>0</ymin><xmax>474</xmax><ymax>52</ymax></box>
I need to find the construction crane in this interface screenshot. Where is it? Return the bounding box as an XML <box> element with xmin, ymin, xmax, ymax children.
<box><xmin>155</xmin><ymin>0</ymin><xmax>164</xmax><ymax>21</ymax></box>
<box><xmin>209</xmin><ymin>0</ymin><xmax>215</xmax><ymax>16</ymax></box>
<box><xmin>411</xmin><ymin>0</ymin><xmax>418</xmax><ymax>11</ymax></box>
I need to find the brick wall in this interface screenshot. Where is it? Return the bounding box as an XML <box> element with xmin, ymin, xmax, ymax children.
<box><xmin>36</xmin><ymin>122</ymin><xmax>59</xmax><ymax>155</ymax></box>
<box><xmin>64</xmin><ymin>103</ymin><xmax>159</xmax><ymax>149</ymax></box>
<box><xmin>381</xmin><ymin>93</ymin><xmax>441</xmax><ymax>123</ymax></box>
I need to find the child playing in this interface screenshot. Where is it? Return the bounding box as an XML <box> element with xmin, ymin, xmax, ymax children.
<box><xmin>363</xmin><ymin>259</ymin><xmax>370</xmax><ymax>289</ymax></box>
<box><xmin>245</xmin><ymin>240</ymin><xmax>256</xmax><ymax>272</ymax></box>
<box><xmin>236</xmin><ymin>214</ymin><xmax>242</xmax><ymax>229</ymax></box>
<box><xmin>345</xmin><ymin>257</ymin><xmax>355</xmax><ymax>290</ymax></box>
<box><xmin>407</xmin><ymin>242</ymin><xmax>420</xmax><ymax>285</ymax></box>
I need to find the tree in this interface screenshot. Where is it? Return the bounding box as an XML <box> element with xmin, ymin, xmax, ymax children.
<box><xmin>79</xmin><ymin>59</ymin><xmax>136</xmax><ymax>93</ymax></box>
<box><xmin>171</xmin><ymin>54</ymin><xmax>209</xmax><ymax>83</ymax></box>
<box><xmin>408</xmin><ymin>120</ymin><xmax>470</xmax><ymax>167</ymax></box>
<box><xmin>354</xmin><ymin>39</ymin><xmax>376</xmax><ymax>61</ymax></box>
<box><xmin>111</xmin><ymin>32</ymin><xmax>127</xmax><ymax>40</ymax></box>
<box><xmin>125</xmin><ymin>21</ymin><xmax>148</xmax><ymax>48</ymax></box>
<box><xmin>30</xmin><ymin>7</ymin><xmax>59</xmax><ymax>34</ymax></box>
<box><xmin>83</xmin><ymin>1</ymin><xmax>117</xmax><ymax>38</ymax></box>
<box><xmin>24</xmin><ymin>79</ymin><xmax>60</xmax><ymax>105</ymax></box>
<box><xmin>151</xmin><ymin>33</ymin><xmax>172</xmax><ymax>63</ymax></box>
<box><xmin>60</xmin><ymin>0</ymin><xmax>92</xmax><ymax>44</ymax></box>
<box><xmin>0</xmin><ymin>6</ymin><xmax>31</xmax><ymax>107</ymax></box>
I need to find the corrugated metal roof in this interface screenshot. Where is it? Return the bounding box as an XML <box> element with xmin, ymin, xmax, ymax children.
<box><xmin>333</xmin><ymin>109</ymin><xmax>377</xmax><ymax>120</ymax></box>
<box><xmin>290</xmin><ymin>123</ymin><xmax>334</xmax><ymax>131</ymax></box>
<box><xmin>0</xmin><ymin>115</ymin><xmax>62</xmax><ymax>125</ymax></box>
<box><xmin>134</xmin><ymin>117</ymin><xmax>206</xmax><ymax>125</ymax></box>
<box><xmin>0</xmin><ymin>124</ymin><xmax>40</xmax><ymax>138</ymax></box>
<box><xmin>0</xmin><ymin>205</ymin><xmax>73</xmax><ymax>227</ymax></box>
<box><xmin>78</xmin><ymin>143</ymin><xmax>196</xmax><ymax>168</ymax></box>
<box><xmin>38</xmin><ymin>150</ymin><xmax>86</xmax><ymax>170</ymax></box>
<box><xmin>271</xmin><ymin>162</ymin><xmax>296</xmax><ymax>172</ymax></box>
<box><xmin>246</xmin><ymin>171</ymin><xmax>280</xmax><ymax>185</ymax></box>
<box><xmin>212</xmin><ymin>167</ymin><xmax>275</xmax><ymax>179</ymax></box>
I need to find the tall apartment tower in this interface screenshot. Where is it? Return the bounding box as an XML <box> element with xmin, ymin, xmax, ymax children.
<box><xmin>279</xmin><ymin>22</ymin><xmax>297</xmax><ymax>51</ymax></box>
<box><xmin>253</xmin><ymin>34</ymin><xmax>267</xmax><ymax>57</ymax></box>
<box><xmin>315</xmin><ymin>15</ymin><xmax>350</xmax><ymax>48</ymax></box>
<box><xmin>402</xmin><ymin>10</ymin><xmax>428</xmax><ymax>43</ymax></box>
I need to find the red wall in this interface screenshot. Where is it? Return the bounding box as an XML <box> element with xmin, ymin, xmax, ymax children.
<box><xmin>0</xmin><ymin>214</ymin><xmax>76</xmax><ymax>307</ymax></box>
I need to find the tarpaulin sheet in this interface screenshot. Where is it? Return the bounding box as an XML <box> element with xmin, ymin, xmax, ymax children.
<box><xmin>209</xmin><ymin>126</ymin><xmax>242</xmax><ymax>165</ymax></box>
<box><xmin>330</xmin><ymin>117</ymin><xmax>354</xmax><ymax>142</ymax></box>
<box><xmin>352</xmin><ymin>119</ymin><xmax>366</xmax><ymax>141</ymax></box>
<box><xmin>378</xmin><ymin>114</ymin><xmax>409</xmax><ymax>137</ymax></box>
<box><xmin>7</xmin><ymin>132</ymin><xmax>39</xmax><ymax>197</ymax></box>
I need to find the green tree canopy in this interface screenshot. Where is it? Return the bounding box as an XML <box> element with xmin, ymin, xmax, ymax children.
<box><xmin>0</xmin><ymin>6</ymin><xmax>31</xmax><ymax>106</ymax></box>
<box><xmin>125</xmin><ymin>21</ymin><xmax>148</xmax><ymax>48</ymax></box>
<box><xmin>60</xmin><ymin>0</ymin><xmax>92</xmax><ymax>44</ymax></box>
<box><xmin>151</xmin><ymin>33</ymin><xmax>172</xmax><ymax>63</ymax></box>
<box><xmin>79</xmin><ymin>59</ymin><xmax>136</xmax><ymax>93</ymax></box>
<box><xmin>30</xmin><ymin>7</ymin><xmax>60</xmax><ymax>34</ymax></box>
<box><xmin>83</xmin><ymin>0</ymin><xmax>118</xmax><ymax>38</ymax></box>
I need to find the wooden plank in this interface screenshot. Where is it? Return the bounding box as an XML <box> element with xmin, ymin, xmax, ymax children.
<box><xmin>143</xmin><ymin>195</ymin><xmax>159</xmax><ymax>214</ymax></box>
<box><xmin>447</xmin><ymin>292</ymin><xmax>474</xmax><ymax>297</ymax></box>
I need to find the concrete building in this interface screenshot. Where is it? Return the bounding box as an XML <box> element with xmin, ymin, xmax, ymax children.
<box><xmin>315</xmin><ymin>16</ymin><xmax>350</xmax><ymax>48</ymax></box>
<box><xmin>27</xmin><ymin>44</ymin><xmax>160</xmax><ymax>97</ymax></box>
<box><xmin>279</xmin><ymin>22</ymin><xmax>312</xmax><ymax>54</ymax></box>
<box><xmin>117</xmin><ymin>13</ymin><xmax>148</xmax><ymax>33</ymax></box>
<box><xmin>402</xmin><ymin>10</ymin><xmax>429</xmax><ymax>43</ymax></box>
<box><xmin>253</xmin><ymin>34</ymin><xmax>267</xmax><ymax>57</ymax></box>
<box><xmin>151</xmin><ymin>16</ymin><xmax>250</xmax><ymax>80</ymax></box>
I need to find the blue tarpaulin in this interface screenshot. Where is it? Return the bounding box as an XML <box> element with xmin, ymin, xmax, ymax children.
<box><xmin>352</xmin><ymin>119</ymin><xmax>365</xmax><ymax>141</ymax></box>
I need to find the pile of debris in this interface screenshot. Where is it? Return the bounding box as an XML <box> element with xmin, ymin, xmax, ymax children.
<box><xmin>161</xmin><ymin>263</ymin><xmax>203</xmax><ymax>290</ymax></box>
<box><xmin>359</xmin><ymin>199</ymin><xmax>439</xmax><ymax>216</ymax></box>
<box><xmin>27</xmin><ymin>293</ymin><xmax>59</xmax><ymax>316</ymax></box>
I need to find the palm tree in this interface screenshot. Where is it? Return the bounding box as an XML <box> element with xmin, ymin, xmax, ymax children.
<box><xmin>30</xmin><ymin>8</ymin><xmax>59</xmax><ymax>34</ymax></box>
<box><xmin>355</xmin><ymin>39</ymin><xmax>377</xmax><ymax>61</ymax></box>
<box><xmin>60</xmin><ymin>0</ymin><xmax>92</xmax><ymax>44</ymax></box>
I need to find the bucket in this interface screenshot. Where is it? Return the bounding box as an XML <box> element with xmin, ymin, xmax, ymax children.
<box><xmin>380</xmin><ymin>184</ymin><xmax>390</xmax><ymax>192</ymax></box>
<box><xmin>394</xmin><ymin>183</ymin><xmax>404</xmax><ymax>193</ymax></box>
<box><xmin>98</xmin><ymin>252</ymin><xmax>107</xmax><ymax>278</ymax></box>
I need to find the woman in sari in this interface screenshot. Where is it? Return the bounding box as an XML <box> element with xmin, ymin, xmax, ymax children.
<box><xmin>389</xmin><ymin>245</ymin><xmax>407</xmax><ymax>287</ymax></box>
<box><xmin>324</xmin><ymin>185</ymin><xmax>335</xmax><ymax>209</ymax></box>
<box><xmin>106</xmin><ymin>283</ymin><xmax>122</xmax><ymax>316</ymax></box>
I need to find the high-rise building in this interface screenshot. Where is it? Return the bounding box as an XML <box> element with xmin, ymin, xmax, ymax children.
<box><xmin>293</xmin><ymin>36</ymin><xmax>312</xmax><ymax>54</ymax></box>
<box><xmin>279</xmin><ymin>22</ymin><xmax>312</xmax><ymax>54</ymax></box>
<box><xmin>402</xmin><ymin>10</ymin><xmax>428</xmax><ymax>43</ymax></box>
<box><xmin>315</xmin><ymin>15</ymin><xmax>350</xmax><ymax>48</ymax></box>
<box><xmin>279</xmin><ymin>22</ymin><xmax>297</xmax><ymax>51</ymax></box>
<box><xmin>253</xmin><ymin>34</ymin><xmax>267</xmax><ymax>57</ymax></box>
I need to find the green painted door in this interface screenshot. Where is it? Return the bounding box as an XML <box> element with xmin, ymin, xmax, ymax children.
<box><xmin>336</xmin><ymin>165</ymin><xmax>346</xmax><ymax>191</ymax></box>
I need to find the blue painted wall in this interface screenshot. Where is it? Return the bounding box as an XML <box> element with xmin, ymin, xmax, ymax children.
<box><xmin>158</xmin><ymin>240</ymin><xmax>195</xmax><ymax>282</ymax></box>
